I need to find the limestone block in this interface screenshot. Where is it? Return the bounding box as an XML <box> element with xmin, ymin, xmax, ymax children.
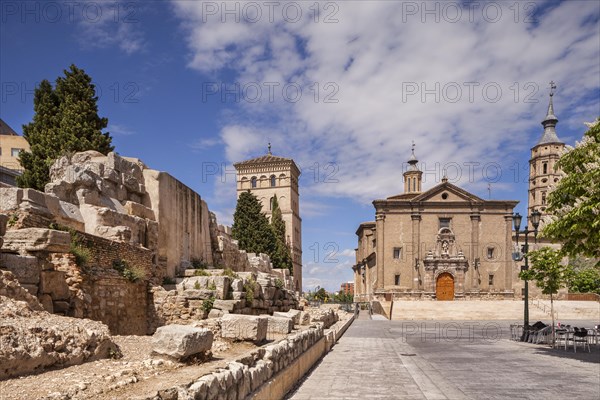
<box><xmin>102</xmin><ymin>167</ymin><xmax>120</xmax><ymax>183</ymax></box>
<box><xmin>213</xmin><ymin>299</ymin><xmax>243</xmax><ymax>312</ymax></box>
<box><xmin>108</xmin><ymin>152</ymin><xmax>144</xmax><ymax>182</ymax></box>
<box><xmin>212</xmin><ymin>276</ymin><xmax>231</xmax><ymax>300</ymax></box>
<box><xmin>151</xmin><ymin>325</ymin><xmax>213</xmax><ymax>360</ymax></box>
<box><xmin>220</xmin><ymin>314</ymin><xmax>267</xmax><ymax>342</ymax></box>
<box><xmin>177</xmin><ymin>276</ymin><xmax>210</xmax><ymax>291</ymax></box>
<box><xmin>0</xmin><ymin>187</ymin><xmax>23</xmax><ymax>212</ymax></box>
<box><xmin>40</xmin><ymin>270</ymin><xmax>70</xmax><ymax>300</ymax></box>
<box><xmin>39</xmin><ymin>294</ymin><xmax>53</xmax><ymax>313</ymax></box>
<box><xmin>70</xmin><ymin>150</ymin><xmax>105</xmax><ymax>166</ymax></box>
<box><xmin>3</xmin><ymin>228</ymin><xmax>71</xmax><ymax>253</ymax></box>
<box><xmin>264</xmin><ymin>315</ymin><xmax>293</xmax><ymax>334</ymax></box>
<box><xmin>124</xmin><ymin>201</ymin><xmax>155</xmax><ymax>220</ymax></box>
<box><xmin>273</xmin><ymin>309</ymin><xmax>301</xmax><ymax>325</ymax></box>
<box><xmin>208</xmin><ymin>309</ymin><xmax>224</xmax><ymax>319</ymax></box>
<box><xmin>299</xmin><ymin>311</ymin><xmax>311</xmax><ymax>325</ymax></box>
<box><xmin>0</xmin><ymin>254</ymin><xmax>40</xmax><ymax>284</ymax></box>
<box><xmin>231</xmin><ymin>279</ymin><xmax>243</xmax><ymax>292</ymax></box>
<box><xmin>181</xmin><ymin>289</ymin><xmax>214</xmax><ymax>300</ymax></box>
<box><xmin>76</xmin><ymin>188</ymin><xmax>100</xmax><ymax>206</ymax></box>
<box><xmin>94</xmin><ymin>225</ymin><xmax>132</xmax><ymax>242</ymax></box>
<box><xmin>0</xmin><ymin>213</ymin><xmax>8</xmax><ymax>236</ymax></box>
<box><xmin>48</xmin><ymin>155</ymin><xmax>70</xmax><ymax>181</ymax></box>
<box><xmin>232</xmin><ymin>291</ymin><xmax>245</xmax><ymax>300</ymax></box>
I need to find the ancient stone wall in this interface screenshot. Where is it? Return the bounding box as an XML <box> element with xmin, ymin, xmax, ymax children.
<box><xmin>143</xmin><ymin>169</ymin><xmax>213</xmax><ymax>277</ymax></box>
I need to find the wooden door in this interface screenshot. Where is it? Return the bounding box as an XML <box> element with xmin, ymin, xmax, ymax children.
<box><xmin>436</xmin><ymin>273</ymin><xmax>454</xmax><ymax>301</ymax></box>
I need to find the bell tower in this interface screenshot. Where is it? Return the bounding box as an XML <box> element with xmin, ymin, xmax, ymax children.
<box><xmin>234</xmin><ymin>145</ymin><xmax>302</xmax><ymax>292</ymax></box>
<box><xmin>403</xmin><ymin>142</ymin><xmax>423</xmax><ymax>193</ymax></box>
<box><xmin>528</xmin><ymin>81</ymin><xmax>565</xmax><ymax>221</ymax></box>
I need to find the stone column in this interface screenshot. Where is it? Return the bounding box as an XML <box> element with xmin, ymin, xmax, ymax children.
<box><xmin>470</xmin><ymin>214</ymin><xmax>480</xmax><ymax>291</ymax></box>
<box><xmin>375</xmin><ymin>212</ymin><xmax>385</xmax><ymax>290</ymax></box>
<box><xmin>504</xmin><ymin>215</ymin><xmax>514</xmax><ymax>291</ymax></box>
<box><xmin>411</xmin><ymin>214</ymin><xmax>421</xmax><ymax>290</ymax></box>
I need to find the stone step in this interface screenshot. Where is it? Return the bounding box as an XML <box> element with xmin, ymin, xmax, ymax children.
<box><xmin>390</xmin><ymin>300</ymin><xmax>600</xmax><ymax>321</ymax></box>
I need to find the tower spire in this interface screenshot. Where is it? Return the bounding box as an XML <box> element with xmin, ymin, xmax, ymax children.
<box><xmin>536</xmin><ymin>81</ymin><xmax>562</xmax><ymax>146</ymax></box>
<box><xmin>404</xmin><ymin>141</ymin><xmax>422</xmax><ymax>193</ymax></box>
<box><xmin>267</xmin><ymin>142</ymin><xmax>272</xmax><ymax>155</ymax></box>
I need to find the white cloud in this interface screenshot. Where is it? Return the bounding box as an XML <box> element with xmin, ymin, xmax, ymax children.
<box><xmin>108</xmin><ymin>123</ymin><xmax>135</xmax><ymax>136</ymax></box>
<box><xmin>76</xmin><ymin>1</ymin><xmax>145</xmax><ymax>54</ymax></box>
<box><xmin>172</xmin><ymin>1</ymin><xmax>600</xmax><ymax>204</ymax></box>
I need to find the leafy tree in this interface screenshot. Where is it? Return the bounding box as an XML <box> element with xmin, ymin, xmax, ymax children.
<box><xmin>270</xmin><ymin>196</ymin><xmax>293</xmax><ymax>274</ymax></box>
<box><xmin>18</xmin><ymin>64</ymin><xmax>113</xmax><ymax>190</ymax></box>
<box><xmin>543</xmin><ymin>119</ymin><xmax>600</xmax><ymax>264</ymax></box>
<box><xmin>567</xmin><ymin>258</ymin><xmax>600</xmax><ymax>294</ymax></box>
<box><xmin>232</xmin><ymin>191</ymin><xmax>276</xmax><ymax>256</ymax></box>
<box><xmin>520</xmin><ymin>247</ymin><xmax>571</xmax><ymax>346</ymax></box>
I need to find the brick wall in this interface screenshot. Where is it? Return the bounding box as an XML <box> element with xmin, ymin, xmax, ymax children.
<box><xmin>75</xmin><ymin>231</ymin><xmax>157</xmax><ymax>278</ymax></box>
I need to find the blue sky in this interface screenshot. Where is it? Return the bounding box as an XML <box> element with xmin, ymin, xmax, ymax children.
<box><xmin>1</xmin><ymin>0</ymin><xmax>599</xmax><ymax>292</ymax></box>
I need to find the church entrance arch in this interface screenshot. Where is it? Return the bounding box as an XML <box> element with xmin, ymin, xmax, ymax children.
<box><xmin>436</xmin><ymin>273</ymin><xmax>454</xmax><ymax>301</ymax></box>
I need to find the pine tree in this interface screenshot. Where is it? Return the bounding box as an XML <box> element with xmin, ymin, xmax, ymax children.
<box><xmin>17</xmin><ymin>64</ymin><xmax>113</xmax><ymax>190</ymax></box>
<box><xmin>270</xmin><ymin>196</ymin><xmax>293</xmax><ymax>274</ymax></box>
<box><xmin>232</xmin><ymin>191</ymin><xmax>276</xmax><ymax>256</ymax></box>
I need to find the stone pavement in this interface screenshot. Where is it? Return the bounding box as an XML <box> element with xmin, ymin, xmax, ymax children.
<box><xmin>287</xmin><ymin>317</ymin><xmax>600</xmax><ymax>399</ymax></box>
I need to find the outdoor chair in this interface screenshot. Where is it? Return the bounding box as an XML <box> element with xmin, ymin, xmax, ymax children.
<box><xmin>533</xmin><ymin>326</ymin><xmax>552</xmax><ymax>344</ymax></box>
<box><xmin>587</xmin><ymin>327</ymin><xmax>599</xmax><ymax>346</ymax></box>
<box><xmin>554</xmin><ymin>328</ymin><xmax>569</xmax><ymax>350</ymax></box>
<box><xmin>573</xmin><ymin>327</ymin><xmax>590</xmax><ymax>353</ymax></box>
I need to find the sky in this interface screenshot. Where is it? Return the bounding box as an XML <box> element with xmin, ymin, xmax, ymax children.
<box><xmin>1</xmin><ymin>0</ymin><xmax>599</xmax><ymax>292</ymax></box>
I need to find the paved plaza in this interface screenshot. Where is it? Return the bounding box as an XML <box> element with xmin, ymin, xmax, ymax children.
<box><xmin>288</xmin><ymin>314</ymin><xmax>600</xmax><ymax>399</ymax></box>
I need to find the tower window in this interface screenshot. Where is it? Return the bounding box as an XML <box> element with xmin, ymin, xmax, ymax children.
<box><xmin>408</xmin><ymin>179</ymin><xmax>411</xmax><ymax>192</ymax></box>
<box><xmin>393</xmin><ymin>247</ymin><xmax>402</xmax><ymax>259</ymax></box>
<box><xmin>394</xmin><ymin>274</ymin><xmax>400</xmax><ymax>285</ymax></box>
<box><xmin>542</xmin><ymin>192</ymin><xmax>546</xmax><ymax>205</ymax></box>
<box><xmin>487</xmin><ymin>247</ymin><xmax>495</xmax><ymax>259</ymax></box>
<box><xmin>413</xmin><ymin>177</ymin><xmax>416</xmax><ymax>190</ymax></box>
<box><xmin>543</xmin><ymin>162</ymin><xmax>548</xmax><ymax>174</ymax></box>
<box><xmin>488</xmin><ymin>274</ymin><xmax>494</xmax><ymax>286</ymax></box>
<box><xmin>270</xmin><ymin>175</ymin><xmax>276</xmax><ymax>187</ymax></box>
<box><xmin>251</xmin><ymin>177</ymin><xmax>257</xmax><ymax>188</ymax></box>
<box><xmin>439</xmin><ymin>218</ymin><xmax>451</xmax><ymax>229</ymax></box>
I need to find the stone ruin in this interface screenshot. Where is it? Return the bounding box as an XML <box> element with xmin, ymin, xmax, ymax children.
<box><xmin>0</xmin><ymin>150</ymin><xmax>298</xmax><ymax>337</ymax></box>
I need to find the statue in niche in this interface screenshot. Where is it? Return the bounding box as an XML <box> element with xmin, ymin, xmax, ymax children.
<box><xmin>442</xmin><ymin>240</ymin><xmax>449</xmax><ymax>254</ymax></box>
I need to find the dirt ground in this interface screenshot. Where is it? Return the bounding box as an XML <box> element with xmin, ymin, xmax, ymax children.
<box><xmin>0</xmin><ymin>335</ymin><xmax>258</xmax><ymax>400</ymax></box>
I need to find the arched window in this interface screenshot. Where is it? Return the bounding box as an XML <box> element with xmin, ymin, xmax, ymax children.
<box><xmin>270</xmin><ymin>175</ymin><xmax>276</xmax><ymax>187</ymax></box>
<box><xmin>413</xmin><ymin>177</ymin><xmax>416</xmax><ymax>190</ymax></box>
<box><xmin>407</xmin><ymin>179</ymin><xmax>411</xmax><ymax>192</ymax></box>
<box><xmin>543</xmin><ymin>162</ymin><xmax>548</xmax><ymax>174</ymax></box>
<box><xmin>251</xmin><ymin>177</ymin><xmax>257</xmax><ymax>188</ymax></box>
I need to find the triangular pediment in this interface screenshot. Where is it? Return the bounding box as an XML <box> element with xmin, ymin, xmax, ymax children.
<box><xmin>412</xmin><ymin>182</ymin><xmax>484</xmax><ymax>203</ymax></box>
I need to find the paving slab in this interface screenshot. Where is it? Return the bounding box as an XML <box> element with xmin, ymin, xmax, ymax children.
<box><xmin>287</xmin><ymin>319</ymin><xmax>600</xmax><ymax>399</ymax></box>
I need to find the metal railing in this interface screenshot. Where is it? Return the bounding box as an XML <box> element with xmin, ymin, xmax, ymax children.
<box><xmin>530</xmin><ymin>298</ymin><xmax>558</xmax><ymax>320</ymax></box>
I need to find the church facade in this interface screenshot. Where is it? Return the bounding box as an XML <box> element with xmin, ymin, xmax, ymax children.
<box><xmin>234</xmin><ymin>146</ymin><xmax>303</xmax><ymax>291</ymax></box>
<box><xmin>353</xmin><ymin>147</ymin><xmax>518</xmax><ymax>301</ymax></box>
<box><xmin>353</xmin><ymin>87</ymin><xmax>564</xmax><ymax>301</ymax></box>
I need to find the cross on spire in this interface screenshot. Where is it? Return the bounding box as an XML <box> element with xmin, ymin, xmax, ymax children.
<box><xmin>549</xmin><ymin>81</ymin><xmax>557</xmax><ymax>97</ymax></box>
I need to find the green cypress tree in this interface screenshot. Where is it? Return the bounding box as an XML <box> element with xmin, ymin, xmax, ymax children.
<box><xmin>270</xmin><ymin>196</ymin><xmax>293</xmax><ymax>274</ymax></box>
<box><xmin>17</xmin><ymin>64</ymin><xmax>113</xmax><ymax>190</ymax></box>
<box><xmin>232</xmin><ymin>191</ymin><xmax>276</xmax><ymax>256</ymax></box>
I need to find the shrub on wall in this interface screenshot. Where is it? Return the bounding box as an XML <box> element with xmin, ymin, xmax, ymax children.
<box><xmin>113</xmin><ymin>259</ymin><xmax>147</xmax><ymax>282</ymax></box>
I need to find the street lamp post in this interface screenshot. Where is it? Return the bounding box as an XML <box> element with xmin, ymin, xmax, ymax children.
<box><xmin>512</xmin><ymin>209</ymin><xmax>541</xmax><ymax>341</ymax></box>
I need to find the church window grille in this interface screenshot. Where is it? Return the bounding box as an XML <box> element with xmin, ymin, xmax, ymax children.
<box><xmin>270</xmin><ymin>175</ymin><xmax>276</xmax><ymax>187</ymax></box>
<box><xmin>394</xmin><ymin>274</ymin><xmax>400</xmax><ymax>285</ymax></box>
